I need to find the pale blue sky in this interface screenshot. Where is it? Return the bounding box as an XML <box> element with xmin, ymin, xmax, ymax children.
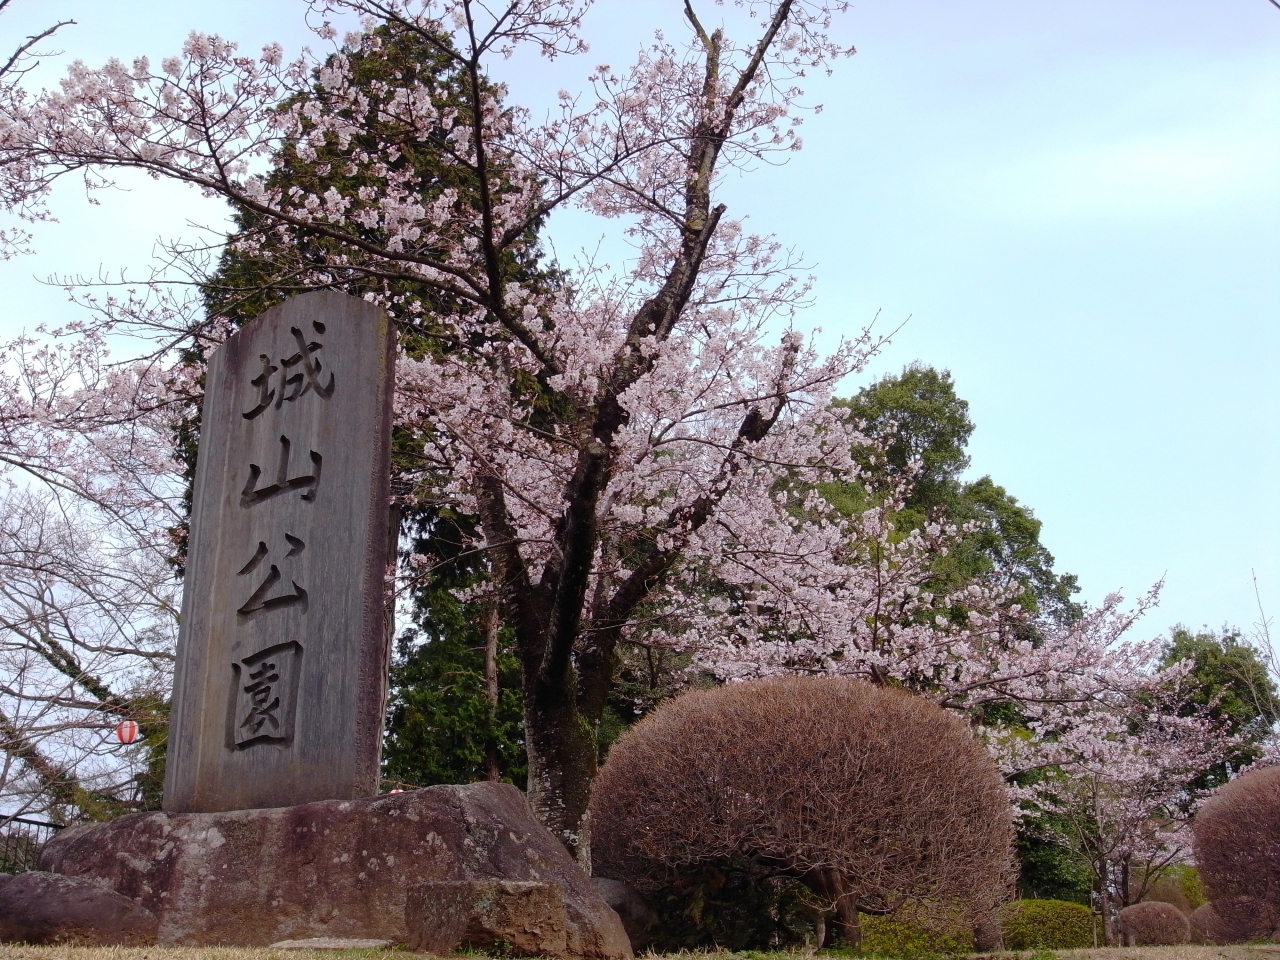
<box><xmin>1</xmin><ymin>1</ymin><xmax>1276</xmax><ymax>643</ymax></box>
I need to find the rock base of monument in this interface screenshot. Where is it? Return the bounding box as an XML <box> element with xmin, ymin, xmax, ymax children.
<box><xmin>406</xmin><ymin>880</ymin><xmax>570</xmax><ymax>956</ymax></box>
<box><xmin>592</xmin><ymin>878</ymin><xmax>658</xmax><ymax>951</ymax></box>
<box><xmin>0</xmin><ymin>871</ymin><xmax>159</xmax><ymax>946</ymax></box>
<box><xmin>36</xmin><ymin>781</ymin><xmax>631</xmax><ymax>958</ymax></box>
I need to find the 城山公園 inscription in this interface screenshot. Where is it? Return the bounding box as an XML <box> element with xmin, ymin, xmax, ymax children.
<box><xmin>164</xmin><ymin>292</ymin><xmax>394</xmax><ymax>813</ymax></box>
<box><xmin>228</xmin><ymin>641</ymin><xmax>303</xmax><ymax>748</ymax></box>
<box><xmin>242</xmin><ymin>322</ymin><xmax>337</xmax><ymax>419</ymax></box>
<box><xmin>241</xmin><ymin>435</ymin><xmax>322</xmax><ymax>507</ymax></box>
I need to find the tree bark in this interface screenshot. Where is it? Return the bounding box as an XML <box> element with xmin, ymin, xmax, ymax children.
<box><xmin>483</xmin><ymin>601</ymin><xmax>501</xmax><ymax>783</ymax></box>
<box><xmin>803</xmin><ymin>867</ymin><xmax>861</xmax><ymax>949</ymax></box>
<box><xmin>1098</xmin><ymin>860</ymin><xmax>1114</xmax><ymax>946</ymax></box>
<box><xmin>523</xmin><ymin>679</ymin><xmax>598</xmax><ymax>870</ymax></box>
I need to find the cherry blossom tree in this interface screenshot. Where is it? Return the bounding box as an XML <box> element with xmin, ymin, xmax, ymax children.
<box><xmin>0</xmin><ymin>0</ymin><xmax>891</xmax><ymax>861</ymax></box>
<box><xmin>1001</xmin><ymin>674</ymin><xmax>1237</xmax><ymax>945</ymax></box>
<box><xmin>0</xmin><ymin>0</ymin><xmax>73</xmax><ymax>259</ymax></box>
<box><xmin>0</xmin><ymin>1</ymin><xmax>1236</xmax><ymax>874</ymax></box>
<box><xmin>0</xmin><ymin>485</ymin><xmax>177</xmax><ymax>823</ymax></box>
<box><xmin>0</xmin><ymin>330</ymin><xmax>184</xmax><ymax>823</ymax></box>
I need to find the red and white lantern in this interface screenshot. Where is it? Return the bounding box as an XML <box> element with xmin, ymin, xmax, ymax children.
<box><xmin>115</xmin><ymin>720</ymin><xmax>139</xmax><ymax>745</ymax></box>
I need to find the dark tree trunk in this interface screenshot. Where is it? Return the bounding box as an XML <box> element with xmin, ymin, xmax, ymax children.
<box><xmin>482</xmin><ymin>602</ymin><xmax>501</xmax><ymax>783</ymax></box>
<box><xmin>523</xmin><ymin>679</ymin><xmax>598</xmax><ymax>869</ymax></box>
<box><xmin>803</xmin><ymin>867</ymin><xmax>861</xmax><ymax>949</ymax></box>
<box><xmin>973</xmin><ymin>912</ymin><xmax>1003</xmax><ymax>952</ymax></box>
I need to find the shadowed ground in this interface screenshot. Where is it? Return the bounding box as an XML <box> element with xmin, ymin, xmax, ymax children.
<box><xmin>3</xmin><ymin>945</ymin><xmax>1280</xmax><ymax>960</ymax></box>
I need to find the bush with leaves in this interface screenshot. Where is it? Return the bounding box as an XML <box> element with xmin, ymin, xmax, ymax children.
<box><xmin>999</xmin><ymin>899</ymin><xmax>1095</xmax><ymax>950</ymax></box>
<box><xmin>1194</xmin><ymin>764</ymin><xmax>1280</xmax><ymax>940</ymax></box>
<box><xmin>858</xmin><ymin>913</ymin><xmax>974</xmax><ymax>957</ymax></box>
<box><xmin>590</xmin><ymin>676</ymin><xmax>1015</xmax><ymax>948</ymax></box>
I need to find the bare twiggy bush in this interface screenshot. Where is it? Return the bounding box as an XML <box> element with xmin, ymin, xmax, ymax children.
<box><xmin>1189</xmin><ymin>901</ymin><xmax>1242</xmax><ymax>944</ymax></box>
<box><xmin>589</xmin><ymin>676</ymin><xmax>1016</xmax><ymax>948</ymax></box>
<box><xmin>1116</xmin><ymin>901</ymin><xmax>1191</xmax><ymax>945</ymax></box>
<box><xmin>1193</xmin><ymin>764</ymin><xmax>1280</xmax><ymax>939</ymax></box>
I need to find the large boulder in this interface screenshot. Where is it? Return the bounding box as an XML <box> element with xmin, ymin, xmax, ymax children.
<box><xmin>39</xmin><ymin>781</ymin><xmax>630</xmax><ymax>957</ymax></box>
<box><xmin>406</xmin><ymin>880</ymin><xmax>569</xmax><ymax>956</ymax></box>
<box><xmin>0</xmin><ymin>871</ymin><xmax>158</xmax><ymax>945</ymax></box>
<box><xmin>592</xmin><ymin>878</ymin><xmax>657</xmax><ymax>951</ymax></box>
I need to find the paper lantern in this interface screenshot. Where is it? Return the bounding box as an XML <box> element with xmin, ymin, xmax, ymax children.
<box><xmin>115</xmin><ymin>720</ymin><xmax>139</xmax><ymax>745</ymax></box>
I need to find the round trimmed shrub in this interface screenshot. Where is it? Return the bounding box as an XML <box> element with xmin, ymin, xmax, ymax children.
<box><xmin>1192</xmin><ymin>897</ymin><xmax>1276</xmax><ymax>944</ymax></box>
<box><xmin>1194</xmin><ymin>765</ymin><xmax>1280</xmax><ymax>938</ymax></box>
<box><xmin>1116</xmin><ymin>901</ymin><xmax>1191</xmax><ymax>946</ymax></box>
<box><xmin>999</xmin><ymin>899</ymin><xmax>1094</xmax><ymax>950</ymax></box>
<box><xmin>1190</xmin><ymin>901</ymin><xmax>1234</xmax><ymax>944</ymax></box>
<box><xmin>590</xmin><ymin>677</ymin><xmax>1016</xmax><ymax>948</ymax></box>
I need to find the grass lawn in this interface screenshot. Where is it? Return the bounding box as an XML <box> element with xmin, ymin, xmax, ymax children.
<box><xmin>1</xmin><ymin>947</ymin><xmax>1279</xmax><ymax>960</ymax></box>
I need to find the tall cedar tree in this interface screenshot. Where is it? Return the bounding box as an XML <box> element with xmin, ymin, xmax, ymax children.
<box><xmin>176</xmin><ymin>24</ymin><xmax>550</xmax><ymax>790</ymax></box>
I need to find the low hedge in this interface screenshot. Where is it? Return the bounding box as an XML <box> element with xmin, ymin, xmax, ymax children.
<box><xmin>858</xmin><ymin>914</ymin><xmax>973</xmax><ymax>956</ymax></box>
<box><xmin>1000</xmin><ymin>898</ymin><xmax>1095</xmax><ymax>950</ymax></box>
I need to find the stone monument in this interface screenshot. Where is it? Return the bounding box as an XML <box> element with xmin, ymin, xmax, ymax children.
<box><xmin>164</xmin><ymin>290</ymin><xmax>396</xmax><ymax>812</ymax></box>
<box><xmin>15</xmin><ymin>290</ymin><xmax>632</xmax><ymax>957</ymax></box>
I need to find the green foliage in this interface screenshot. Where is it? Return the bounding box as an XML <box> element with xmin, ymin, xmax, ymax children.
<box><xmin>382</xmin><ymin>627</ymin><xmax>526</xmax><ymax>788</ymax></box>
<box><xmin>856</xmin><ymin>914</ymin><xmax>972</xmax><ymax>957</ymax></box>
<box><xmin>999</xmin><ymin>899</ymin><xmax>1095</xmax><ymax>950</ymax></box>
<box><xmin>1015</xmin><ymin>821</ymin><xmax>1093</xmax><ymax>904</ymax></box>
<box><xmin>834</xmin><ymin>363</ymin><xmax>973</xmax><ymax>503</ymax></box>
<box><xmin>1161</xmin><ymin>626</ymin><xmax>1278</xmax><ymax>789</ymax></box>
<box><xmin>598</xmin><ymin>644</ymin><xmax>707</xmax><ymax>763</ymax></box>
<box><xmin>1166</xmin><ymin>864</ymin><xmax>1206</xmax><ymax>910</ymax></box>
<box><xmin>832</xmin><ymin>364</ymin><xmax>1080</xmax><ymax>626</ymax></box>
<box><xmin>383</xmin><ymin>504</ymin><xmax>525</xmax><ymax>788</ymax></box>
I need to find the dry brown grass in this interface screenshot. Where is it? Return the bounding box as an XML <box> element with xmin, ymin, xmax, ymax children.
<box><xmin>2</xmin><ymin>947</ymin><xmax>1280</xmax><ymax>960</ymax></box>
<box><xmin>1045</xmin><ymin>948</ymin><xmax>1280</xmax><ymax>960</ymax></box>
<box><xmin>0</xmin><ymin>949</ymin><xmax>407</xmax><ymax>960</ymax></box>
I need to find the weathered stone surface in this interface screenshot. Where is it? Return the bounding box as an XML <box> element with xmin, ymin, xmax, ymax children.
<box><xmin>269</xmin><ymin>938</ymin><xmax>392</xmax><ymax>949</ymax></box>
<box><xmin>165</xmin><ymin>290</ymin><xmax>396</xmax><ymax>814</ymax></box>
<box><xmin>39</xmin><ymin>781</ymin><xmax>630</xmax><ymax>957</ymax></box>
<box><xmin>406</xmin><ymin>880</ymin><xmax>568</xmax><ymax>956</ymax></box>
<box><xmin>591</xmin><ymin>878</ymin><xmax>657</xmax><ymax>951</ymax></box>
<box><xmin>0</xmin><ymin>871</ymin><xmax>157</xmax><ymax>945</ymax></box>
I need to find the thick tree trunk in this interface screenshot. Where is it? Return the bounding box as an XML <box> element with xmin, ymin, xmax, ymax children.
<box><xmin>803</xmin><ymin>867</ymin><xmax>861</xmax><ymax>949</ymax></box>
<box><xmin>1097</xmin><ymin>861</ymin><xmax>1114</xmax><ymax>946</ymax></box>
<box><xmin>973</xmin><ymin>912</ymin><xmax>1003</xmax><ymax>952</ymax></box>
<box><xmin>482</xmin><ymin>602</ymin><xmax>501</xmax><ymax>783</ymax></box>
<box><xmin>523</xmin><ymin>684</ymin><xmax>598</xmax><ymax>869</ymax></box>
